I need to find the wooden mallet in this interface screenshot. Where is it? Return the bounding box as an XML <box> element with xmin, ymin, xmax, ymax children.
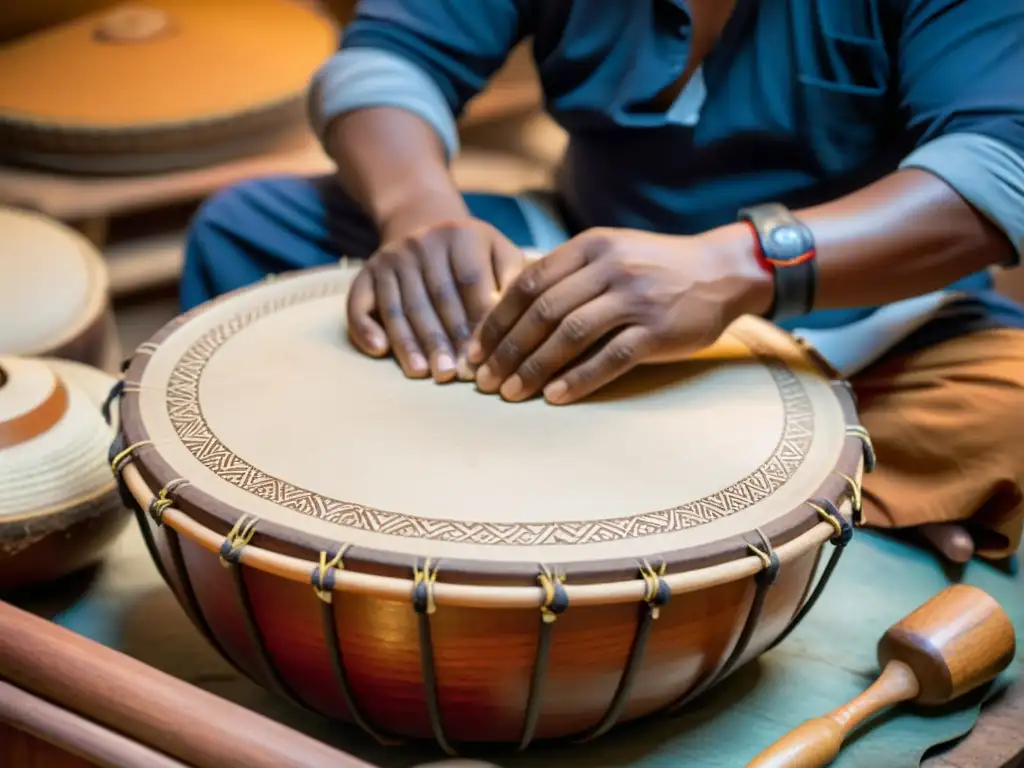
<box><xmin>747</xmin><ymin>583</ymin><xmax>1017</xmax><ymax>768</ymax></box>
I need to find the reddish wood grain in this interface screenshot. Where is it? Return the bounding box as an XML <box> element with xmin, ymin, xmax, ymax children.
<box><xmin>0</xmin><ymin>680</ymin><xmax>186</xmax><ymax>768</ymax></box>
<box><xmin>0</xmin><ymin>600</ymin><xmax>378</xmax><ymax>768</ymax></box>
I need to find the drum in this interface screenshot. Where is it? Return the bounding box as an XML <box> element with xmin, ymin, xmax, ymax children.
<box><xmin>110</xmin><ymin>264</ymin><xmax>873</xmax><ymax>749</ymax></box>
<box><xmin>0</xmin><ymin>356</ymin><xmax>127</xmax><ymax>592</ymax></box>
<box><xmin>0</xmin><ymin>206</ymin><xmax>120</xmax><ymax>372</ymax></box>
<box><xmin>0</xmin><ymin>0</ymin><xmax>337</xmax><ymax>175</ymax></box>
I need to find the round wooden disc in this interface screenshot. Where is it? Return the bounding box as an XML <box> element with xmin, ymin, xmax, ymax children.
<box><xmin>123</xmin><ymin>265</ymin><xmax>854</xmax><ymax>576</ymax></box>
<box><xmin>0</xmin><ymin>0</ymin><xmax>337</xmax><ymax>174</ymax></box>
<box><xmin>0</xmin><ymin>207</ymin><xmax>111</xmax><ymax>366</ymax></box>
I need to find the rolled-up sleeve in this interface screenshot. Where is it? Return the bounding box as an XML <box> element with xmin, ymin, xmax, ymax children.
<box><xmin>895</xmin><ymin>0</ymin><xmax>1024</xmax><ymax>264</ymax></box>
<box><xmin>308</xmin><ymin>0</ymin><xmax>529</xmax><ymax>161</ymax></box>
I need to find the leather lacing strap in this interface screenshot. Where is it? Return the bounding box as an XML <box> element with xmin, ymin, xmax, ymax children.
<box><xmin>667</xmin><ymin>528</ymin><xmax>780</xmax><ymax>715</ymax></box>
<box><xmin>412</xmin><ymin>559</ymin><xmax>454</xmax><ymax>756</ymax></box>
<box><xmin>768</xmin><ymin>499</ymin><xmax>854</xmax><ymax>652</ymax></box>
<box><xmin>576</xmin><ymin>560</ymin><xmax>671</xmax><ymax>743</ymax></box>
<box><xmin>121</xmin><ymin>342</ymin><xmax>160</xmax><ymax>373</ymax></box>
<box><xmin>219</xmin><ymin>515</ymin><xmax>307</xmax><ymax>709</ymax></box>
<box><xmin>845</xmin><ymin>423</ymin><xmax>876</xmax><ymax>473</ymax></box>
<box><xmin>109</xmin><ymin>433</ymin><xmax>165</xmax><ymax>576</ymax></box>
<box><xmin>101</xmin><ymin>378</ymin><xmax>148</xmax><ymax>426</ymax></box>
<box><xmin>118</xmin><ymin>343</ymin><xmax>160</xmax><ymax>376</ymax></box>
<box><xmin>518</xmin><ymin>564</ymin><xmax>568</xmax><ymax>751</ymax></box>
<box><xmin>108</xmin><ymin>432</ymin><xmax>234</xmax><ymax>670</ymax></box>
<box><xmin>147</xmin><ymin>478</ymin><xmax>190</xmax><ymax>525</ymax></box>
<box><xmin>310</xmin><ymin>547</ymin><xmax>398</xmax><ymax>746</ymax></box>
<box><xmin>836</xmin><ymin>472</ymin><xmax>864</xmax><ymax>527</ymax></box>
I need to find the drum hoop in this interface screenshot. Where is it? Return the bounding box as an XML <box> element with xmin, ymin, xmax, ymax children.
<box><xmin>118</xmin><ymin>268</ymin><xmax>868</xmax><ymax>595</ymax></box>
<box><xmin>2</xmin><ymin>210</ymin><xmax>109</xmax><ymax>356</ymax></box>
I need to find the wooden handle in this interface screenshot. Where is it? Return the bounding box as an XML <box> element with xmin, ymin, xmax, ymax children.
<box><xmin>745</xmin><ymin>719</ymin><xmax>846</xmax><ymax>768</ymax></box>
<box><xmin>746</xmin><ymin>660</ymin><xmax>920</xmax><ymax>768</ymax></box>
<box><xmin>0</xmin><ymin>600</ymin><xmax>378</xmax><ymax>768</ymax></box>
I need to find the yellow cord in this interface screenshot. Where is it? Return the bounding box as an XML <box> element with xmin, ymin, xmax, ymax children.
<box><xmin>314</xmin><ymin>544</ymin><xmax>351</xmax><ymax>604</ymax></box>
<box><xmin>413</xmin><ymin>559</ymin><xmax>439</xmax><ymax>615</ymax></box>
<box><xmin>219</xmin><ymin>516</ymin><xmax>259</xmax><ymax>568</ymax></box>
<box><xmin>836</xmin><ymin>472</ymin><xmax>864</xmax><ymax>522</ymax></box>
<box><xmin>110</xmin><ymin>440</ymin><xmax>154</xmax><ymax>473</ymax></box>
<box><xmin>808</xmin><ymin>501</ymin><xmax>844</xmax><ymax>539</ymax></box>
<box><xmin>538</xmin><ymin>564</ymin><xmax>566</xmax><ymax>624</ymax></box>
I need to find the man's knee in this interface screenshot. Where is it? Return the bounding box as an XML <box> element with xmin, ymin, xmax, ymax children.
<box><xmin>855</xmin><ymin>329</ymin><xmax>1024</xmax><ymax>557</ymax></box>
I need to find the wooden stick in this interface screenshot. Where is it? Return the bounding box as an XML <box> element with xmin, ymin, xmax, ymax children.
<box><xmin>0</xmin><ymin>600</ymin><xmax>378</xmax><ymax>768</ymax></box>
<box><xmin>0</xmin><ymin>680</ymin><xmax>188</xmax><ymax>768</ymax></box>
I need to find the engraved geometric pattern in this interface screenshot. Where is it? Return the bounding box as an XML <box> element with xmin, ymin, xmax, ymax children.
<box><xmin>162</xmin><ymin>278</ymin><xmax>815</xmax><ymax>546</ymax></box>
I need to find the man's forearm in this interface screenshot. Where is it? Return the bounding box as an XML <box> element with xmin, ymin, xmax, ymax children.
<box><xmin>325</xmin><ymin>107</ymin><xmax>470</xmax><ymax>240</ymax></box>
<box><xmin>703</xmin><ymin>168</ymin><xmax>1016</xmax><ymax>314</ymax></box>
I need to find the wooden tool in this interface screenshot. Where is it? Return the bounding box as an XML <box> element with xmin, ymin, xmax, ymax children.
<box><xmin>747</xmin><ymin>583</ymin><xmax>1017</xmax><ymax>768</ymax></box>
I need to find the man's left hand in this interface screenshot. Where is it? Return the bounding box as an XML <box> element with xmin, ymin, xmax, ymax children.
<box><xmin>465</xmin><ymin>226</ymin><xmax>773</xmax><ymax>405</ymax></box>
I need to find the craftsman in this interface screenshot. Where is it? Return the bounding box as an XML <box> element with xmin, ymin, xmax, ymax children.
<box><xmin>180</xmin><ymin>0</ymin><xmax>1024</xmax><ymax>563</ymax></box>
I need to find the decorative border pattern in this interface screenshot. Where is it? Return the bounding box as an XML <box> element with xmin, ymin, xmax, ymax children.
<box><xmin>163</xmin><ymin>280</ymin><xmax>814</xmax><ymax>546</ymax></box>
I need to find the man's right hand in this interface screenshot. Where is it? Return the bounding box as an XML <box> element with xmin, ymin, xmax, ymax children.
<box><xmin>346</xmin><ymin>218</ymin><xmax>526</xmax><ymax>383</ymax></box>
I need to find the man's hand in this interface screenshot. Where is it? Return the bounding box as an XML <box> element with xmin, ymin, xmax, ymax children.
<box><xmin>347</xmin><ymin>219</ymin><xmax>526</xmax><ymax>382</ymax></box>
<box><xmin>466</xmin><ymin>227</ymin><xmax>773</xmax><ymax>404</ymax></box>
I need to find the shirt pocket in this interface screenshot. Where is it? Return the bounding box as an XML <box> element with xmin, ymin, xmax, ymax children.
<box><xmin>794</xmin><ymin>6</ymin><xmax>893</xmax><ymax>174</ymax></box>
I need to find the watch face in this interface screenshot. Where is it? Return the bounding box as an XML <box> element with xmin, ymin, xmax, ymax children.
<box><xmin>767</xmin><ymin>225</ymin><xmax>814</xmax><ymax>266</ymax></box>
<box><xmin>771</xmin><ymin>226</ymin><xmax>802</xmax><ymax>248</ymax></box>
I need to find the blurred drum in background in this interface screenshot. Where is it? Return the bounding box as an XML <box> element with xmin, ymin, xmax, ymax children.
<box><xmin>0</xmin><ymin>0</ymin><xmax>119</xmax><ymax>43</ymax></box>
<box><xmin>0</xmin><ymin>206</ymin><xmax>120</xmax><ymax>371</ymax></box>
<box><xmin>0</xmin><ymin>0</ymin><xmax>338</xmax><ymax>175</ymax></box>
<box><xmin>0</xmin><ymin>356</ymin><xmax>126</xmax><ymax>592</ymax></box>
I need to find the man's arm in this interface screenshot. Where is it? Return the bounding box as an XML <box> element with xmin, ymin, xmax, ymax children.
<box><xmin>307</xmin><ymin>0</ymin><xmax>528</xmax><ymax>236</ymax></box>
<box><xmin>703</xmin><ymin>0</ymin><xmax>1024</xmax><ymax>315</ymax></box>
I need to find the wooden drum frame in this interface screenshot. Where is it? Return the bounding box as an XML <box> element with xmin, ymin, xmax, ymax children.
<box><xmin>106</xmin><ymin>265</ymin><xmax>875</xmax><ymax>752</ymax></box>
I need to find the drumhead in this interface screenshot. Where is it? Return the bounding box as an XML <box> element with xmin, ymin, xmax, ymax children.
<box><xmin>123</xmin><ymin>265</ymin><xmax>858</xmax><ymax>575</ymax></box>
<box><xmin>0</xmin><ymin>207</ymin><xmax>108</xmax><ymax>357</ymax></box>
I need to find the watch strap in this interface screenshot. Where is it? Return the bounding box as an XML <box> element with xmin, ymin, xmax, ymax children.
<box><xmin>738</xmin><ymin>203</ymin><xmax>817</xmax><ymax>322</ymax></box>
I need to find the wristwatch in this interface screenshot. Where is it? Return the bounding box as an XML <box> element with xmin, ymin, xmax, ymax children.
<box><xmin>737</xmin><ymin>203</ymin><xmax>817</xmax><ymax>322</ymax></box>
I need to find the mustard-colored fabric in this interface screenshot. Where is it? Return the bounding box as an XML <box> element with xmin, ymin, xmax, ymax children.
<box><xmin>0</xmin><ymin>0</ymin><xmax>337</xmax><ymax>128</ymax></box>
<box><xmin>855</xmin><ymin>328</ymin><xmax>1024</xmax><ymax>559</ymax></box>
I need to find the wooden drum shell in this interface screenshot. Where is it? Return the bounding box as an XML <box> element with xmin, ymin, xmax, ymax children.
<box><xmin>132</xmin><ymin>510</ymin><xmax>823</xmax><ymax>742</ymax></box>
